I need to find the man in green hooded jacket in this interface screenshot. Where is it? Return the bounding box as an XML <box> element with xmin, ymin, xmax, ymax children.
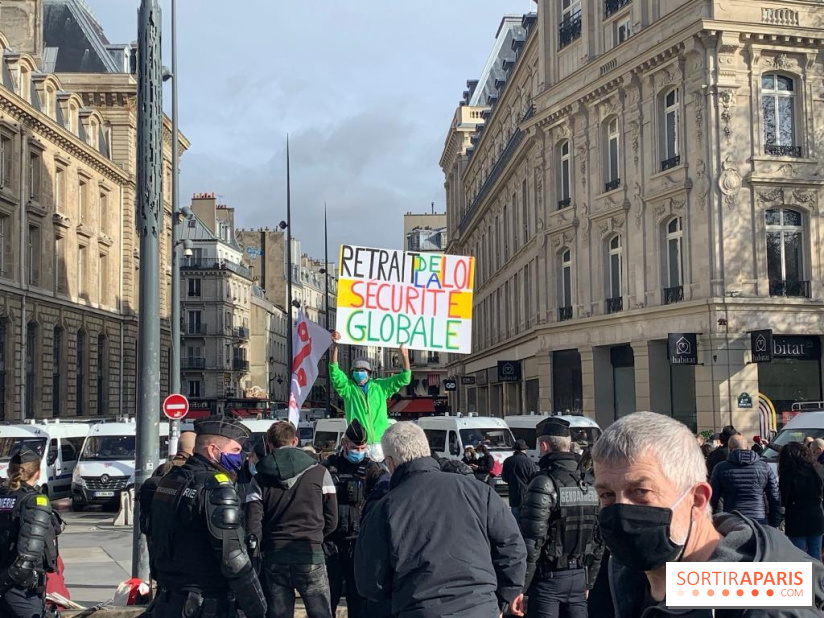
<box><xmin>329</xmin><ymin>331</ymin><xmax>410</xmax><ymax>460</ymax></box>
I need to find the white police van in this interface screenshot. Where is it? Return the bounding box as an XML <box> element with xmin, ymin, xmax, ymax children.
<box><xmin>505</xmin><ymin>414</ymin><xmax>602</xmax><ymax>462</ymax></box>
<box><xmin>72</xmin><ymin>420</ymin><xmax>169</xmax><ymax>511</ymax></box>
<box><xmin>760</xmin><ymin>403</ymin><xmax>824</xmax><ymax>474</ymax></box>
<box><xmin>0</xmin><ymin>420</ymin><xmax>90</xmax><ymax>499</ymax></box>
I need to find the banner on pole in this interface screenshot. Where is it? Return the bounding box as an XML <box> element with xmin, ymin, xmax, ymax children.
<box><xmin>289</xmin><ymin>309</ymin><xmax>332</xmax><ymax>428</ymax></box>
<box><xmin>336</xmin><ymin>244</ymin><xmax>475</xmax><ymax>354</ymax></box>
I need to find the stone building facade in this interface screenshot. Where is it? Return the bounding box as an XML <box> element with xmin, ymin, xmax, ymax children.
<box><xmin>442</xmin><ymin>0</ymin><xmax>824</xmax><ymax>436</ymax></box>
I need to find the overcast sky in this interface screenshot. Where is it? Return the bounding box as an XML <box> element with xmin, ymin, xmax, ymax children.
<box><xmin>84</xmin><ymin>0</ymin><xmax>534</xmax><ymax>257</ymax></box>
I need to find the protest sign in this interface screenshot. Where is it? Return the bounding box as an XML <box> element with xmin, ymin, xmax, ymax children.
<box><xmin>336</xmin><ymin>244</ymin><xmax>474</xmax><ymax>354</ymax></box>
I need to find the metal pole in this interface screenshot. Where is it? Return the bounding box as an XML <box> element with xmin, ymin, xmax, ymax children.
<box><xmin>133</xmin><ymin>0</ymin><xmax>163</xmax><ymax>581</ymax></box>
<box><xmin>324</xmin><ymin>205</ymin><xmax>331</xmax><ymax>417</ymax></box>
<box><xmin>286</xmin><ymin>139</ymin><xmax>293</xmax><ymax>384</ymax></box>
<box><xmin>168</xmin><ymin>0</ymin><xmax>181</xmax><ymax>457</ymax></box>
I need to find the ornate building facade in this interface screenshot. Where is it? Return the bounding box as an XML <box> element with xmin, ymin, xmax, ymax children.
<box><xmin>443</xmin><ymin>0</ymin><xmax>824</xmax><ymax>436</ymax></box>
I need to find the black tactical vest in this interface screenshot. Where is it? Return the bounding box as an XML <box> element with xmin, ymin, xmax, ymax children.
<box><xmin>327</xmin><ymin>456</ymin><xmax>369</xmax><ymax>539</ymax></box>
<box><xmin>543</xmin><ymin>466</ymin><xmax>600</xmax><ymax>570</ymax></box>
<box><xmin>0</xmin><ymin>486</ymin><xmax>57</xmax><ymax>574</ymax></box>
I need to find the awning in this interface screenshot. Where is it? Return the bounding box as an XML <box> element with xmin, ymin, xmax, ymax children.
<box><xmin>389</xmin><ymin>398</ymin><xmax>436</xmax><ymax>415</ymax></box>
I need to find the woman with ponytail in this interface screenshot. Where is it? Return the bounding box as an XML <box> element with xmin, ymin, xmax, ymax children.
<box><xmin>0</xmin><ymin>446</ymin><xmax>59</xmax><ymax>618</ymax></box>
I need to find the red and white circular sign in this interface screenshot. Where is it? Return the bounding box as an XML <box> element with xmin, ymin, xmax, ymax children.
<box><xmin>163</xmin><ymin>393</ymin><xmax>189</xmax><ymax>420</ymax></box>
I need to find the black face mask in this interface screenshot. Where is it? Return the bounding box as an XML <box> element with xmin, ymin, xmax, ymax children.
<box><xmin>598</xmin><ymin>498</ymin><xmax>692</xmax><ymax>572</ymax></box>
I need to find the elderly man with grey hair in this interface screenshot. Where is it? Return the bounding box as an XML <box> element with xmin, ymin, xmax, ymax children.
<box><xmin>355</xmin><ymin>422</ymin><xmax>527</xmax><ymax>618</ymax></box>
<box><xmin>588</xmin><ymin>412</ymin><xmax>824</xmax><ymax>617</ymax></box>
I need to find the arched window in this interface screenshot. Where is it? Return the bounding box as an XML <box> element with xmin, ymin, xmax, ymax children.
<box><xmin>663</xmin><ymin>217</ymin><xmax>684</xmax><ymax>304</ymax></box>
<box><xmin>559</xmin><ymin>249</ymin><xmax>573</xmax><ymax>321</ymax></box>
<box><xmin>53</xmin><ymin>327</ymin><xmax>63</xmax><ymax>417</ymax></box>
<box><xmin>766</xmin><ymin>208</ymin><xmax>807</xmax><ymax>297</ymax></box>
<box><xmin>605</xmin><ymin>118</ymin><xmax>620</xmax><ymax>191</ymax></box>
<box><xmin>558</xmin><ymin>140</ymin><xmax>571</xmax><ymax>208</ymax></box>
<box><xmin>606</xmin><ymin>235</ymin><xmax>623</xmax><ymax>313</ymax></box>
<box><xmin>762</xmin><ymin>74</ymin><xmax>799</xmax><ymax>157</ymax></box>
<box><xmin>662</xmin><ymin>89</ymin><xmax>680</xmax><ymax>169</ymax></box>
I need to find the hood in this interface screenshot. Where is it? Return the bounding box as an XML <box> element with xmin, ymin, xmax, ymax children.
<box><xmin>728</xmin><ymin>448</ymin><xmax>759</xmax><ymax>466</ymax></box>
<box><xmin>256</xmin><ymin>447</ymin><xmax>318</xmax><ymax>489</ymax></box>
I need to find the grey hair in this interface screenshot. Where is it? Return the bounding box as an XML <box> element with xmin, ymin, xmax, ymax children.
<box><xmin>539</xmin><ymin>435</ymin><xmax>571</xmax><ymax>453</ymax></box>
<box><xmin>381</xmin><ymin>422</ymin><xmax>431</xmax><ymax>467</ymax></box>
<box><xmin>592</xmin><ymin>412</ymin><xmax>707</xmax><ymax>494</ymax></box>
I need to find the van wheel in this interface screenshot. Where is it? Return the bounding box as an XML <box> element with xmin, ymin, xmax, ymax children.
<box><xmin>71</xmin><ymin>498</ymin><xmax>85</xmax><ymax>512</ymax></box>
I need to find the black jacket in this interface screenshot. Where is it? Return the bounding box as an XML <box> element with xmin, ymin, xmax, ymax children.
<box><xmin>501</xmin><ymin>451</ymin><xmax>538</xmax><ymax>508</ymax></box>
<box><xmin>355</xmin><ymin>457</ymin><xmax>526</xmax><ymax>618</ymax></box>
<box><xmin>779</xmin><ymin>463</ymin><xmax>824</xmax><ymax>537</ymax></box>
<box><xmin>321</xmin><ymin>453</ymin><xmax>381</xmax><ymax>544</ymax></box>
<box><xmin>710</xmin><ymin>449</ymin><xmax>781</xmax><ymax>527</ymax></box>
<box><xmin>706</xmin><ymin>445</ymin><xmax>729</xmax><ymax>478</ymax></box>
<box><xmin>247</xmin><ymin>447</ymin><xmax>337</xmax><ymax>565</ymax></box>
<box><xmin>475</xmin><ymin>452</ymin><xmax>495</xmax><ymax>475</ymax></box>
<box><xmin>588</xmin><ymin>514</ymin><xmax>824</xmax><ymax>617</ymax></box>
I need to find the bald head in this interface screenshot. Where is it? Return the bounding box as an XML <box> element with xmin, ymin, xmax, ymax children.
<box><xmin>728</xmin><ymin>434</ymin><xmax>747</xmax><ymax>451</ymax></box>
<box><xmin>178</xmin><ymin>431</ymin><xmax>196</xmax><ymax>457</ymax></box>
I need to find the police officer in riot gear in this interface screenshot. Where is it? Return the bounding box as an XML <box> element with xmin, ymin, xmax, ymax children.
<box><xmin>0</xmin><ymin>446</ymin><xmax>60</xmax><ymax>618</ymax></box>
<box><xmin>321</xmin><ymin>420</ymin><xmax>380</xmax><ymax>618</ymax></box>
<box><xmin>146</xmin><ymin>415</ymin><xmax>267</xmax><ymax>618</ymax></box>
<box><xmin>519</xmin><ymin>418</ymin><xmax>603</xmax><ymax>618</ymax></box>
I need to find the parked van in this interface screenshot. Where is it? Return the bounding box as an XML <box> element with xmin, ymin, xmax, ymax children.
<box><xmin>416</xmin><ymin>416</ymin><xmax>516</xmax><ymax>494</ymax></box>
<box><xmin>505</xmin><ymin>414</ymin><xmax>602</xmax><ymax>462</ymax></box>
<box><xmin>760</xmin><ymin>405</ymin><xmax>824</xmax><ymax>473</ymax></box>
<box><xmin>0</xmin><ymin>421</ymin><xmax>90</xmax><ymax>499</ymax></box>
<box><xmin>72</xmin><ymin>421</ymin><xmax>169</xmax><ymax>511</ymax></box>
<box><xmin>313</xmin><ymin>419</ymin><xmax>349</xmax><ymax>454</ymax></box>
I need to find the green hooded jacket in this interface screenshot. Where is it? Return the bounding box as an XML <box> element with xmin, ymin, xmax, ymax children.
<box><xmin>329</xmin><ymin>362</ymin><xmax>411</xmax><ymax>444</ymax></box>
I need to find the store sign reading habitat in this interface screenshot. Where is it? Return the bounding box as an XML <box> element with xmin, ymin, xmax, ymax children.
<box><xmin>337</xmin><ymin>244</ymin><xmax>475</xmax><ymax>354</ymax></box>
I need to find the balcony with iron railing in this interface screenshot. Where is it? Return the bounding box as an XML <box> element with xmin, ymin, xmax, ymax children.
<box><xmin>233</xmin><ymin>358</ymin><xmax>250</xmax><ymax>371</ymax></box>
<box><xmin>605</xmin><ymin>297</ymin><xmax>623</xmax><ymax>314</ymax></box>
<box><xmin>233</xmin><ymin>326</ymin><xmax>250</xmax><ymax>340</ymax></box>
<box><xmin>661</xmin><ymin>156</ymin><xmax>681</xmax><ymax>171</ymax></box>
<box><xmin>604</xmin><ymin>0</ymin><xmax>631</xmax><ymax>18</ymax></box>
<box><xmin>182</xmin><ymin>357</ymin><xmax>206</xmax><ymax>370</ymax></box>
<box><xmin>765</xmin><ymin>144</ymin><xmax>801</xmax><ymax>157</ymax></box>
<box><xmin>769</xmin><ymin>279</ymin><xmax>811</xmax><ymax>298</ymax></box>
<box><xmin>663</xmin><ymin>286</ymin><xmax>684</xmax><ymax>305</ymax></box>
<box><xmin>186</xmin><ymin>323</ymin><xmax>207</xmax><ymax>336</ymax></box>
<box><xmin>605</xmin><ymin>178</ymin><xmax>621</xmax><ymax>192</ymax></box>
<box><xmin>559</xmin><ymin>12</ymin><xmax>582</xmax><ymax>49</ymax></box>
<box><xmin>558</xmin><ymin>306</ymin><xmax>573</xmax><ymax>322</ymax></box>
<box><xmin>181</xmin><ymin>259</ymin><xmax>252</xmax><ymax>280</ymax></box>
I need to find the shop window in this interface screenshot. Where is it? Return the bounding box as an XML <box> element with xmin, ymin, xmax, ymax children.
<box><xmin>766</xmin><ymin>208</ymin><xmax>808</xmax><ymax>297</ymax></box>
<box><xmin>762</xmin><ymin>74</ymin><xmax>799</xmax><ymax>157</ymax></box>
<box><xmin>553</xmin><ymin>350</ymin><xmax>582</xmax><ymax>414</ymax></box>
<box><xmin>611</xmin><ymin>345</ymin><xmax>636</xmax><ymax>419</ymax></box>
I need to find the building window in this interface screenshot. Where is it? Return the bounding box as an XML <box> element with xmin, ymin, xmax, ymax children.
<box><xmin>0</xmin><ymin>320</ymin><xmax>6</xmax><ymax>420</ymax></box>
<box><xmin>188</xmin><ymin>310</ymin><xmax>202</xmax><ymax>335</ymax></box>
<box><xmin>99</xmin><ymin>191</ymin><xmax>108</xmax><ymax>233</ymax></box>
<box><xmin>55</xmin><ymin>237</ymin><xmax>67</xmax><ymax>293</ymax></box>
<box><xmin>766</xmin><ymin>208</ymin><xmax>808</xmax><ymax>297</ymax></box>
<box><xmin>53</xmin><ymin>327</ymin><xmax>62</xmax><ymax>417</ymax></box>
<box><xmin>522</xmin><ymin>180</ymin><xmax>529</xmax><ymax>244</ymax></box>
<box><xmin>762</xmin><ymin>74</ymin><xmax>799</xmax><ymax>157</ymax></box>
<box><xmin>188</xmin><ymin>278</ymin><xmax>201</xmax><ymax>297</ymax></box>
<box><xmin>97</xmin><ymin>334</ymin><xmax>107</xmax><ymax>415</ymax></box>
<box><xmin>662</xmin><ymin>89</ymin><xmax>680</xmax><ymax>170</ymax></box>
<box><xmin>76</xmin><ymin>330</ymin><xmax>86</xmax><ymax>416</ymax></box>
<box><xmin>28</xmin><ymin>225</ymin><xmax>40</xmax><ymax>287</ymax></box>
<box><xmin>0</xmin><ymin>135</ymin><xmax>11</xmax><ymax>188</ymax></box>
<box><xmin>664</xmin><ymin>217</ymin><xmax>684</xmax><ymax>304</ymax></box>
<box><xmin>78</xmin><ymin>179</ymin><xmax>87</xmax><ymax>223</ymax></box>
<box><xmin>559</xmin><ymin>249</ymin><xmax>573</xmax><ymax>321</ymax></box>
<box><xmin>495</xmin><ymin>215</ymin><xmax>501</xmax><ymax>269</ymax></box>
<box><xmin>605</xmin><ymin>118</ymin><xmax>620</xmax><ymax>191</ymax></box>
<box><xmin>559</xmin><ymin>0</ymin><xmax>582</xmax><ymax>48</ymax></box>
<box><xmin>0</xmin><ymin>214</ymin><xmax>9</xmax><ymax>279</ymax></box>
<box><xmin>524</xmin><ymin>262</ymin><xmax>531</xmax><ymax>328</ymax></box>
<box><xmin>188</xmin><ymin>380</ymin><xmax>201</xmax><ymax>398</ymax></box>
<box><xmin>29</xmin><ymin>152</ymin><xmax>40</xmax><ymax>201</ymax></box>
<box><xmin>606</xmin><ymin>235</ymin><xmax>623</xmax><ymax>313</ymax></box>
<box><xmin>98</xmin><ymin>253</ymin><xmax>107</xmax><ymax>306</ymax></box>
<box><xmin>78</xmin><ymin>245</ymin><xmax>86</xmax><ymax>297</ymax></box>
<box><xmin>503</xmin><ymin>204</ymin><xmax>509</xmax><ymax>262</ymax></box>
<box><xmin>55</xmin><ymin>167</ymin><xmax>64</xmax><ymax>210</ymax></box>
<box><xmin>558</xmin><ymin>140</ymin><xmax>571</xmax><ymax>209</ymax></box>
<box><xmin>26</xmin><ymin>323</ymin><xmax>37</xmax><ymax>419</ymax></box>
<box><xmin>616</xmin><ymin>18</ymin><xmax>632</xmax><ymax>44</ymax></box>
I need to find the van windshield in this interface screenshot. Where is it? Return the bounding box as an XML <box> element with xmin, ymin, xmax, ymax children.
<box><xmin>460</xmin><ymin>428</ymin><xmax>514</xmax><ymax>451</ymax></box>
<box><xmin>81</xmin><ymin>436</ymin><xmax>136</xmax><ymax>461</ymax></box>
<box><xmin>570</xmin><ymin>427</ymin><xmax>602</xmax><ymax>445</ymax></box>
<box><xmin>314</xmin><ymin>432</ymin><xmax>339</xmax><ymax>451</ymax></box>
<box><xmin>0</xmin><ymin>438</ymin><xmax>47</xmax><ymax>462</ymax></box>
<box><xmin>761</xmin><ymin>428</ymin><xmax>824</xmax><ymax>460</ymax></box>
<box><xmin>298</xmin><ymin>427</ymin><xmax>314</xmax><ymax>440</ymax></box>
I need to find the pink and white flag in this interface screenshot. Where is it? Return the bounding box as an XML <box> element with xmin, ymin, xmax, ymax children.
<box><xmin>289</xmin><ymin>309</ymin><xmax>332</xmax><ymax>428</ymax></box>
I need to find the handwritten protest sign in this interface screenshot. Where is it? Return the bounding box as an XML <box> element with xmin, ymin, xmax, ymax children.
<box><xmin>336</xmin><ymin>245</ymin><xmax>475</xmax><ymax>354</ymax></box>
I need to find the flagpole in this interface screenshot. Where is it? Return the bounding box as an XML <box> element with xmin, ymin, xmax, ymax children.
<box><xmin>324</xmin><ymin>204</ymin><xmax>331</xmax><ymax>418</ymax></box>
<box><xmin>286</xmin><ymin>137</ymin><xmax>293</xmax><ymax>390</ymax></box>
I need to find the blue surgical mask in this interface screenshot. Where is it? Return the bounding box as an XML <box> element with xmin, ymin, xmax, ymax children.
<box><xmin>346</xmin><ymin>450</ymin><xmax>366</xmax><ymax>464</ymax></box>
<box><xmin>219</xmin><ymin>452</ymin><xmax>243</xmax><ymax>473</ymax></box>
<box><xmin>249</xmin><ymin>462</ymin><xmax>258</xmax><ymax>476</ymax></box>
<box><xmin>352</xmin><ymin>370</ymin><xmax>369</xmax><ymax>385</ymax></box>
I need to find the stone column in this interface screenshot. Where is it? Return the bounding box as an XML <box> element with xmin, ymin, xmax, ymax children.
<box><xmin>632</xmin><ymin>341</ymin><xmax>651</xmax><ymax>412</ymax></box>
<box><xmin>538</xmin><ymin>352</ymin><xmax>553</xmax><ymax>414</ymax></box>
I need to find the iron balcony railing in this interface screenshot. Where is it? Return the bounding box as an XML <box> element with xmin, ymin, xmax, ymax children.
<box><xmin>769</xmin><ymin>279</ymin><xmax>811</xmax><ymax>298</ymax></box>
<box><xmin>233</xmin><ymin>359</ymin><xmax>250</xmax><ymax>371</ymax></box>
<box><xmin>559</xmin><ymin>306</ymin><xmax>573</xmax><ymax>322</ymax></box>
<box><xmin>663</xmin><ymin>286</ymin><xmax>684</xmax><ymax>305</ymax></box>
<box><xmin>604</xmin><ymin>0</ymin><xmax>632</xmax><ymax>18</ymax></box>
<box><xmin>559</xmin><ymin>12</ymin><xmax>582</xmax><ymax>49</ymax></box>
<box><xmin>661</xmin><ymin>155</ymin><xmax>681</xmax><ymax>171</ymax></box>
<box><xmin>765</xmin><ymin>144</ymin><xmax>801</xmax><ymax>157</ymax></box>
<box><xmin>605</xmin><ymin>178</ymin><xmax>621</xmax><ymax>192</ymax></box>
<box><xmin>605</xmin><ymin>297</ymin><xmax>623</xmax><ymax>314</ymax></box>
<box><xmin>233</xmin><ymin>326</ymin><xmax>250</xmax><ymax>339</ymax></box>
<box><xmin>558</xmin><ymin>198</ymin><xmax>572</xmax><ymax>210</ymax></box>
<box><xmin>181</xmin><ymin>259</ymin><xmax>252</xmax><ymax>279</ymax></box>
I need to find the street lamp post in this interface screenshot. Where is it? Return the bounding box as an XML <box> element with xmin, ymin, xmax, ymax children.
<box><xmin>322</xmin><ymin>205</ymin><xmax>331</xmax><ymax>418</ymax></box>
